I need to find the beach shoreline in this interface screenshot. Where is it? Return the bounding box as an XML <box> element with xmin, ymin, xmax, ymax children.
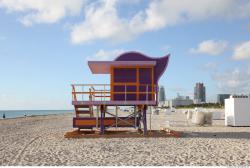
<box><xmin>0</xmin><ymin>110</ymin><xmax>74</xmax><ymax>119</ymax></box>
<box><xmin>0</xmin><ymin>112</ymin><xmax>73</xmax><ymax>120</ymax></box>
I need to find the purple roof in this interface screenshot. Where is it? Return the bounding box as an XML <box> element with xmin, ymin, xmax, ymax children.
<box><xmin>115</xmin><ymin>51</ymin><xmax>170</xmax><ymax>83</ymax></box>
<box><xmin>87</xmin><ymin>51</ymin><xmax>170</xmax><ymax>83</ymax></box>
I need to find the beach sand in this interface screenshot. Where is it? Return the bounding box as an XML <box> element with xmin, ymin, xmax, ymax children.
<box><xmin>1</xmin><ymin>109</ymin><xmax>250</xmax><ymax>166</ymax></box>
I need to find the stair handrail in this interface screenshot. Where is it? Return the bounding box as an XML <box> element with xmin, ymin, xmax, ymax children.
<box><xmin>72</xmin><ymin>85</ymin><xmax>77</xmax><ymax>101</ymax></box>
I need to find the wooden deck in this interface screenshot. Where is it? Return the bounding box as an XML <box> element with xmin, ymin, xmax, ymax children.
<box><xmin>73</xmin><ymin>117</ymin><xmax>139</xmax><ymax>128</ymax></box>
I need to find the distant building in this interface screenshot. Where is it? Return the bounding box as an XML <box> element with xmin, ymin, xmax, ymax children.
<box><xmin>217</xmin><ymin>94</ymin><xmax>231</xmax><ymax>104</ymax></box>
<box><xmin>158</xmin><ymin>86</ymin><xmax>166</xmax><ymax>102</ymax></box>
<box><xmin>162</xmin><ymin>100</ymin><xmax>171</xmax><ymax>107</ymax></box>
<box><xmin>171</xmin><ymin>94</ymin><xmax>193</xmax><ymax>107</ymax></box>
<box><xmin>160</xmin><ymin>94</ymin><xmax>193</xmax><ymax>107</ymax></box>
<box><xmin>194</xmin><ymin>82</ymin><xmax>206</xmax><ymax>104</ymax></box>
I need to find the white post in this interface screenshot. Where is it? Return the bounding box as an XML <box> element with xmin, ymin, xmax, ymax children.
<box><xmin>134</xmin><ymin>106</ymin><xmax>136</xmax><ymax>128</ymax></box>
<box><xmin>150</xmin><ymin>106</ymin><xmax>152</xmax><ymax>131</ymax></box>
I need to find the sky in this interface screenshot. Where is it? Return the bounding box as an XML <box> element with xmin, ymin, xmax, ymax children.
<box><xmin>0</xmin><ymin>0</ymin><xmax>250</xmax><ymax>110</ymax></box>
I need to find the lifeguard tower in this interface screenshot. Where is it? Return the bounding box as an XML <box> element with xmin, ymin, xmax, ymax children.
<box><xmin>71</xmin><ymin>52</ymin><xmax>169</xmax><ymax>135</ymax></box>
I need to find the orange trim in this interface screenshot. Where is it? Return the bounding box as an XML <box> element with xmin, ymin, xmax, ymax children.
<box><xmin>72</xmin><ymin>85</ymin><xmax>77</xmax><ymax>101</ymax></box>
<box><xmin>113</xmin><ymin>83</ymin><xmax>137</xmax><ymax>85</ymax></box>
<box><xmin>94</xmin><ymin>95</ymin><xmax>111</xmax><ymax>97</ymax></box>
<box><xmin>112</xmin><ymin>66</ymin><xmax>153</xmax><ymax>69</ymax></box>
<box><xmin>75</xmin><ymin>120</ymin><xmax>96</xmax><ymax>126</ymax></box>
<box><xmin>73</xmin><ymin>91</ymin><xmax>155</xmax><ymax>95</ymax></box>
<box><xmin>113</xmin><ymin>83</ymin><xmax>154</xmax><ymax>86</ymax></box>
<box><xmin>72</xmin><ymin>84</ymin><xmax>110</xmax><ymax>86</ymax></box>
<box><xmin>75</xmin><ymin>118</ymin><xmax>135</xmax><ymax>127</ymax></box>
<box><xmin>110</xmin><ymin>92</ymin><xmax>155</xmax><ymax>94</ymax></box>
<box><xmin>73</xmin><ymin>91</ymin><xmax>110</xmax><ymax>94</ymax></box>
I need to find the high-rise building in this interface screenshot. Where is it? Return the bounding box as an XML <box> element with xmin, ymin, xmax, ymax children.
<box><xmin>217</xmin><ymin>94</ymin><xmax>231</xmax><ymax>104</ymax></box>
<box><xmin>158</xmin><ymin>86</ymin><xmax>166</xmax><ymax>102</ymax></box>
<box><xmin>194</xmin><ymin>82</ymin><xmax>206</xmax><ymax>104</ymax></box>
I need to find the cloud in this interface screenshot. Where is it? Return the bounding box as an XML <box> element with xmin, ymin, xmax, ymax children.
<box><xmin>71</xmin><ymin>1</ymin><xmax>130</xmax><ymax>44</ymax></box>
<box><xmin>2</xmin><ymin>0</ymin><xmax>250</xmax><ymax>43</ymax></box>
<box><xmin>0</xmin><ymin>0</ymin><xmax>85</xmax><ymax>26</ymax></box>
<box><xmin>71</xmin><ymin>0</ymin><xmax>250</xmax><ymax>44</ymax></box>
<box><xmin>211</xmin><ymin>67</ymin><xmax>250</xmax><ymax>94</ymax></box>
<box><xmin>86</xmin><ymin>49</ymin><xmax>124</xmax><ymax>61</ymax></box>
<box><xmin>190</xmin><ymin>40</ymin><xmax>228</xmax><ymax>55</ymax></box>
<box><xmin>232</xmin><ymin>41</ymin><xmax>250</xmax><ymax>60</ymax></box>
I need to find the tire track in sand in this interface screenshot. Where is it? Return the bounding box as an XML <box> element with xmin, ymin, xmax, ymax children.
<box><xmin>9</xmin><ymin>135</ymin><xmax>42</xmax><ymax>165</ymax></box>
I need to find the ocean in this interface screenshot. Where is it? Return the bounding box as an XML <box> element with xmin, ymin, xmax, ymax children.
<box><xmin>0</xmin><ymin>110</ymin><xmax>74</xmax><ymax>119</ymax></box>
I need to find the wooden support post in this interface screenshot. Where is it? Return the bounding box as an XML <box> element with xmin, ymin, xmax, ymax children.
<box><xmin>143</xmin><ymin>105</ymin><xmax>148</xmax><ymax>136</ymax></box>
<box><xmin>138</xmin><ymin>106</ymin><xmax>142</xmax><ymax>132</ymax></box>
<box><xmin>100</xmin><ymin>105</ymin><xmax>105</xmax><ymax>134</ymax></box>
<box><xmin>103</xmin><ymin>108</ymin><xmax>105</xmax><ymax>118</ymax></box>
<box><xmin>115</xmin><ymin>106</ymin><xmax>118</xmax><ymax>129</ymax></box>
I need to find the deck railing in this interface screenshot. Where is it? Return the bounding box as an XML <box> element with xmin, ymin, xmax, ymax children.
<box><xmin>71</xmin><ymin>84</ymin><xmax>158</xmax><ymax>102</ymax></box>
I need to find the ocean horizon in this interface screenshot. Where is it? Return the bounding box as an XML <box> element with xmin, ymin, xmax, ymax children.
<box><xmin>0</xmin><ymin>110</ymin><xmax>74</xmax><ymax>119</ymax></box>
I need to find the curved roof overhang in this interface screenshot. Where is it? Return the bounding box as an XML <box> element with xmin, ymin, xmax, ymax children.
<box><xmin>88</xmin><ymin>61</ymin><xmax>156</xmax><ymax>74</ymax></box>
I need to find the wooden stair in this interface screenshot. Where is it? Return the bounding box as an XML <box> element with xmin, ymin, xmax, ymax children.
<box><xmin>75</xmin><ymin>105</ymin><xmax>93</xmax><ymax>117</ymax></box>
<box><xmin>74</xmin><ymin>87</ymin><xmax>94</xmax><ymax>119</ymax></box>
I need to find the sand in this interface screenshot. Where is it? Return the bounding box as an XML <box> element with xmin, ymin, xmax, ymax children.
<box><xmin>1</xmin><ymin>109</ymin><xmax>250</xmax><ymax>166</ymax></box>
